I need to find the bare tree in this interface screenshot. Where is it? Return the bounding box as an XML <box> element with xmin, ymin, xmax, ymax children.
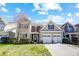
<box><xmin>13</xmin><ymin>12</ymin><xmax>29</xmax><ymax>23</ymax></box>
<box><xmin>14</xmin><ymin>12</ymin><xmax>29</xmax><ymax>43</ymax></box>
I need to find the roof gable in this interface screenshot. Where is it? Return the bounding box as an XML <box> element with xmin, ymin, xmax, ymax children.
<box><xmin>40</xmin><ymin>20</ymin><xmax>62</xmax><ymax>31</ymax></box>
<box><xmin>0</xmin><ymin>17</ymin><xmax>6</xmax><ymax>25</ymax></box>
<box><xmin>62</xmin><ymin>22</ymin><xmax>75</xmax><ymax>33</ymax></box>
<box><xmin>62</xmin><ymin>22</ymin><xmax>75</xmax><ymax>29</ymax></box>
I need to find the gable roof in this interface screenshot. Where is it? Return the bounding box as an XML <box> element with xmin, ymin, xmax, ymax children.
<box><xmin>40</xmin><ymin>19</ymin><xmax>62</xmax><ymax>31</ymax></box>
<box><xmin>62</xmin><ymin>22</ymin><xmax>75</xmax><ymax>29</ymax></box>
<box><xmin>75</xmin><ymin>24</ymin><xmax>79</xmax><ymax>27</ymax></box>
<box><xmin>0</xmin><ymin>17</ymin><xmax>7</xmax><ymax>25</ymax></box>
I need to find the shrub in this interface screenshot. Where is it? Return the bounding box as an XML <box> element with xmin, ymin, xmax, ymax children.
<box><xmin>71</xmin><ymin>37</ymin><xmax>79</xmax><ymax>45</ymax></box>
<box><xmin>62</xmin><ymin>38</ymin><xmax>70</xmax><ymax>44</ymax></box>
<box><xmin>40</xmin><ymin>40</ymin><xmax>43</xmax><ymax>44</ymax></box>
<box><xmin>1</xmin><ymin>37</ymin><xmax>9</xmax><ymax>43</ymax></box>
<box><xmin>8</xmin><ymin>38</ymin><xmax>17</xmax><ymax>44</ymax></box>
<box><xmin>1</xmin><ymin>37</ymin><xmax>17</xmax><ymax>44</ymax></box>
<box><xmin>19</xmin><ymin>38</ymin><xmax>31</xmax><ymax>44</ymax></box>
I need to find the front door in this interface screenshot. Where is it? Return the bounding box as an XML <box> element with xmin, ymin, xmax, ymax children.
<box><xmin>32</xmin><ymin>34</ymin><xmax>39</xmax><ymax>42</ymax></box>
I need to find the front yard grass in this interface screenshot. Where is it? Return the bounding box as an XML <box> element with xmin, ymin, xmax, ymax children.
<box><xmin>0</xmin><ymin>44</ymin><xmax>51</xmax><ymax>56</ymax></box>
<box><xmin>75</xmin><ymin>44</ymin><xmax>79</xmax><ymax>47</ymax></box>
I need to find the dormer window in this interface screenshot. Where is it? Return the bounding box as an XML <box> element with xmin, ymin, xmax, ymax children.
<box><xmin>48</xmin><ymin>24</ymin><xmax>54</xmax><ymax>30</ymax></box>
<box><xmin>65</xmin><ymin>24</ymin><xmax>74</xmax><ymax>33</ymax></box>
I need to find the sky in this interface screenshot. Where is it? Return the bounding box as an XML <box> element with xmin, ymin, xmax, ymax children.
<box><xmin>0</xmin><ymin>3</ymin><xmax>79</xmax><ymax>24</ymax></box>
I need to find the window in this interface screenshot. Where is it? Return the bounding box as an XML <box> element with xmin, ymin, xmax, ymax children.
<box><xmin>18</xmin><ymin>24</ymin><xmax>21</xmax><ymax>28</ymax></box>
<box><xmin>48</xmin><ymin>24</ymin><xmax>54</xmax><ymax>30</ymax></box>
<box><xmin>76</xmin><ymin>28</ymin><xmax>79</xmax><ymax>32</ymax></box>
<box><xmin>53</xmin><ymin>35</ymin><xmax>60</xmax><ymax>37</ymax></box>
<box><xmin>65</xmin><ymin>24</ymin><xmax>74</xmax><ymax>33</ymax></box>
<box><xmin>24</xmin><ymin>24</ymin><xmax>28</xmax><ymax>29</ymax></box>
<box><xmin>32</xmin><ymin>26</ymin><xmax>35</xmax><ymax>32</ymax></box>
<box><xmin>37</xmin><ymin>26</ymin><xmax>40</xmax><ymax>32</ymax></box>
<box><xmin>19</xmin><ymin>24</ymin><xmax>28</xmax><ymax>29</ymax></box>
<box><xmin>0</xmin><ymin>25</ymin><xmax>4</xmax><ymax>31</ymax></box>
<box><xmin>42</xmin><ymin>35</ymin><xmax>51</xmax><ymax>37</ymax></box>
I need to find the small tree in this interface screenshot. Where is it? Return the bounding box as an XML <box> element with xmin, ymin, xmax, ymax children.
<box><xmin>62</xmin><ymin>38</ymin><xmax>70</xmax><ymax>44</ymax></box>
<box><xmin>1</xmin><ymin>37</ymin><xmax>9</xmax><ymax>43</ymax></box>
<box><xmin>71</xmin><ymin>37</ymin><xmax>79</xmax><ymax>45</ymax></box>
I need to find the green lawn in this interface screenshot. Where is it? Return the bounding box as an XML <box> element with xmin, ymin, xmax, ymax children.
<box><xmin>0</xmin><ymin>44</ymin><xmax>51</xmax><ymax>56</ymax></box>
<box><xmin>75</xmin><ymin>44</ymin><xmax>79</xmax><ymax>47</ymax></box>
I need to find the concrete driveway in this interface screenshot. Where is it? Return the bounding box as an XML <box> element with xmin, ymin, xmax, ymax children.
<box><xmin>45</xmin><ymin>44</ymin><xmax>79</xmax><ymax>56</ymax></box>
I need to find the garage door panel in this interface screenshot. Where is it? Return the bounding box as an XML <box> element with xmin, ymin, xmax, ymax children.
<box><xmin>53</xmin><ymin>34</ymin><xmax>62</xmax><ymax>43</ymax></box>
<box><xmin>42</xmin><ymin>37</ymin><xmax>52</xmax><ymax>44</ymax></box>
<box><xmin>53</xmin><ymin>37</ymin><xmax>62</xmax><ymax>43</ymax></box>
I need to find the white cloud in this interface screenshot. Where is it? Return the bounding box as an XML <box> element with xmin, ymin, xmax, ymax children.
<box><xmin>75</xmin><ymin>13</ymin><xmax>79</xmax><ymax>16</ymax></box>
<box><xmin>38</xmin><ymin>11</ymin><xmax>48</xmax><ymax>15</ymax></box>
<box><xmin>48</xmin><ymin>15</ymin><xmax>64</xmax><ymax>23</ymax></box>
<box><xmin>28</xmin><ymin>17</ymin><xmax>32</xmax><ymax>20</ymax></box>
<box><xmin>32</xmin><ymin>3</ymin><xmax>62</xmax><ymax>15</ymax></box>
<box><xmin>43</xmin><ymin>3</ymin><xmax>62</xmax><ymax>11</ymax></box>
<box><xmin>6</xmin><ymin>15</ymin><xmax>13</xmax><ymax>18</ymax></box>
<box><xmin>0</xmin><ymin>3</ymin><xmax>6</xmax><ymax>6</ymax></box>
<box><xmin>1</xmin><ymin>7</ymin><xmax>8</xmax><ymax>13</ymax></box>
<box><xmin>76</xmin><ymin>4</ymin><xmax>79</xmax><ymax>9</ymax></box>
<box><xmin>35</xmin><ymin>19</ymin><xmax>48</xmax><ymax>22</ymax></box>
<box><xmin>35</xmin><ymin>15</ymin><xmax>64</xmax><ymax>24</ymax></box>
<box><xmin>32</xmin><ymin>3</ymin><xmax>40</xmax><ymax>12</ymax></box>
<box><xmin>16</xmin><ymin>8</ymin><xmax>21</xmax><ymax>13</ymax></box>
<box><xmin>67</xmin><ymin>13</ymin><xmax>72</xmax><ymax>17</ymax></box>
<box><xmin>65</xmin><ymin>18</ymin><xmax>74</xmax><ymax>24</ymax></box>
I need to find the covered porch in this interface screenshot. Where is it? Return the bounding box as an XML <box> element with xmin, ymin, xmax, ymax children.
<box><xmin>31</xmin><ymin>32</ymin><xmax>40</xmax><ymax>43</ymax></box>
<box><xmin>65</xmin><ymin>32</ymin><xmax>79</xmax><ymax>40</ymax></box>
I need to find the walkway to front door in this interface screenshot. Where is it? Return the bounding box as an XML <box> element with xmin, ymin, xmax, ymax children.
<box><xmin>45</xmin><ymin>44</ymin><xmax>79</xmax><ymax>56</ymax></box>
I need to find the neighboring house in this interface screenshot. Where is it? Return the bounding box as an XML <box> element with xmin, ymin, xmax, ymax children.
<box><xmin>0</xmin><ymin>17</ymin><xmax>8</xmax><ymax>42</ymax></box>
<box><xmin>0</xmin><ymin>17</ymin><xmax>15</xmax><ymax>43</ymax></box>
<box><xmin>16</xmin><ymin>15</ymin><xmax>31</xmax><ymax>41</ymax></box>
<box><xmin>62</xmin><ymin>22</ymin><xmax>79</xmax><ymax>41</ymax></box>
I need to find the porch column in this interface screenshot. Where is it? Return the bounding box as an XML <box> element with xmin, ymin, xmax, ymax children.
<box><xmin>27</xmin><ymin>33</ymin><xmax>30</xmax><ymax>38</ymax></box>
<box><xmin>69</xmin><ymin>34</ymin><xmax>71</xmax><ymax>40</ymax></box>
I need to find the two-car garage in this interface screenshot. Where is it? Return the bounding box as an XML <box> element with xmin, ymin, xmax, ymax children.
<box><xmin>42</xmin><ymin>34</ymin><xmax>62</xmax><ymax>44</ymax></box>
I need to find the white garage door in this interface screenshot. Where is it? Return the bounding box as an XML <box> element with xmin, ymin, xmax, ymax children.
<box><xmin>53</xmin><ymin>34</ymin><xmax>62</xmax><ymax>43</ymax></box>
<box><xmin>42</xmin><ymin>37</ymin><xmax>52</xmax><ymax>43</ymax></box>
<box><xmin>42</xmin><ymin>34</ymin><xmax>52</xmax><ymax>44</ymax></box>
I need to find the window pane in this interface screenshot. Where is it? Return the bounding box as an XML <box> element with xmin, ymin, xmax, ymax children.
<box><xmin>48</xmin><ymin>24</ymin><xmax>54</xmax><ymax>30</ymax></box>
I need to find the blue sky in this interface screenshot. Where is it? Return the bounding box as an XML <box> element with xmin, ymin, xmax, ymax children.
<box><xmin>0</xmin><ymin>3</ymin><xmax>79</xmax><ymax>24</ymax></box>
